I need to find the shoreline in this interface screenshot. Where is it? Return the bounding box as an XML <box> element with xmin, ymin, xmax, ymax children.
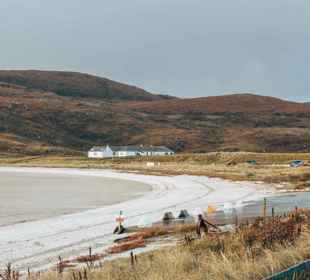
<box><xmin>0</xmin><ymin>168</ymin><xmax>151</xmax><ymax>227</ymax></box>
<box><xmin>0</xmin><ymin>167</ymin><xmax>272</xmax><ymax>272</ymax></box>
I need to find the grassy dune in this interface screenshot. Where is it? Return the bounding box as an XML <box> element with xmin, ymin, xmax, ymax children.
<box><xmin>37</xmin><ymin>211</ymin><xmax>310</xmax><ymax>280</ymax></box>
<box><xmin>1</xmin><ymin>152</ymin><xmax>310</xmax><ymax>189</ymax></box>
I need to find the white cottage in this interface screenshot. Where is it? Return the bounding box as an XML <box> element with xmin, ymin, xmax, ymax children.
<box><xmin>88</xmin><ymin>145</ymin><xmax>114</xmax><ymax>158</ymax></box>
<box><xmin>88</xmin><ymin>145</ymin><xmax>174</xmax><ymax>158</ymax></box>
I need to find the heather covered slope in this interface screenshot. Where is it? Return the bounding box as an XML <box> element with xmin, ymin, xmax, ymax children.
<box><xmin>118</xmin><ymin>94</ymin><xmax>310</xmax><ymax>152</ymax></box>
<box><xmin>1</xmin><ymin>78</ymin><xmax>310</xmax><ymax>154</ymax></box>
<box><xmin>0</xmin><ymin>70</ymin><xmax>174</xmax><ymax>101</ymax></box>
<box><xmin>0</xmin><ymin>83</ymin><xmax>142</xmax><ymax>153</ymax></box>
<box><xmin>119</xmin><ymin>93</ymin><xmax>310</xmax><ymax>113</ymax></box>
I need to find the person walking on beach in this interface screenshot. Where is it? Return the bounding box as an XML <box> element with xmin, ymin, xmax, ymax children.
<box><xmin>196</xmin><ymin>214</ymin><xmax>219</xmax><ymax>238</ymax></box>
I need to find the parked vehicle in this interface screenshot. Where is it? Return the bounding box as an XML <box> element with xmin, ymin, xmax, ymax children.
<box><xmin>290</xmin><ymin>160</ymin><xmax>305</xmax><ymax>168</ymax></box>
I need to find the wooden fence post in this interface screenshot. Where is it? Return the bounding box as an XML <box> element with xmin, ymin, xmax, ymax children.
<box><xmin>263</xmin><ymin>198</ymin><xmax>267</xmax><ymax>226</ymax></box>
<box><xmin>235</xmin><ymin>213</ymin><xmax>239</xmax><ymax>230</ymax></box>
<box><xmin>130</xmin><ymin>251</ymin><xmax>135</xmax><ymax>267</ymax></box>
<box><xmin>58</xmin><ymin>256</ymin><xmax>63</xmax><ymax>274</ymax></box>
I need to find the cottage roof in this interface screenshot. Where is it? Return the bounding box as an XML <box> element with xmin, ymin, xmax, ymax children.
<box><xmin>110</xmin><ymin>146</ymin><xmax>143</xmax><ymax>152</ymax></box>
<box><xmin>141</xmin><ymin>146</ymin><xmax>174</xmax><ymax>153</ymax></box>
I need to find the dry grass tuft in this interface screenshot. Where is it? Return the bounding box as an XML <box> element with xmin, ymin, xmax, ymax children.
<box><xmin>36</xmin><ymin>210</ymin><xmax>310</xmax><ymax>280</ymax></box>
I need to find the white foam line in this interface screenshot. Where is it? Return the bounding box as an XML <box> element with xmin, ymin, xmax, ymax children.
<box><xmin>0</xmin><ymin>167</ymin><xmax>271</xmax><ymax>271</ymax></box>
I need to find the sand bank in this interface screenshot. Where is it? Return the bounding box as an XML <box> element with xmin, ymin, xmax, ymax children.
<box><xmin>0</xmin><ymin>171</ymin><xmax>150</xmax><ymax>226</ymax></box>
<box><xmin>0</xmin><ymin>167</ymin><xmax>272</xmax><ymax>272</ymax></box>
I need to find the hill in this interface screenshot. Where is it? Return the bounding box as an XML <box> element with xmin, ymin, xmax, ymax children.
<box><xmin>0</xmin><ymin>70</ymin><xmax>174</xmax><ymax>101</ymax></box>
<box><xmin>0</xmin><ymin>75</ymin><xmax>310</xmax><ymax>154</ymax></box>
<box><xmin>116</xmin><ymin>94</ymin><xmax>310</xmax><ymax>152</ymax></box>
<box><xmin>118</xmin><ymin>93</ymin><xmax>310</xmax><ymax>113</ymax></box>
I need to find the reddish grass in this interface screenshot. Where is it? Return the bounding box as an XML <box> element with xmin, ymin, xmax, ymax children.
<box><xmin>106</xmin><ymin>238</ymin><xmax>146</xmax><ymax>254</ymax></box>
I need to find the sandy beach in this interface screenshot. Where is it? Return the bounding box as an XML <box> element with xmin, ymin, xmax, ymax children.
<box><xmin>0</xmin><ymin>171</ymin><xmax>150</xmax><ymax>226</ymax></box>
<box><xmin>0</xmin><ymin>167</ymin><xmax>272</xmax><ymax>272</ymax></box>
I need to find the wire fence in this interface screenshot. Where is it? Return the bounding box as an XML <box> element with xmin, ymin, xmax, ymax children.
<box><xmin>264</xmin><ymin>259</ymin><xmax>310</xmax><ymax>280</ymax></box>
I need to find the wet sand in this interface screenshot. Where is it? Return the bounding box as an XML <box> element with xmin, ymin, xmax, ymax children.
<box><xmin>0</xmin><ymin>171</ymin><xmax>150</xmax><ymax>226</ymax></box>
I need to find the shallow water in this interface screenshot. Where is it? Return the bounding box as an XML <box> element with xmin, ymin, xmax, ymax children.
<box><xmin>213</xmin><ymin>192</ymin><xmax>310</xmax><ymax>223</ymax></box>
<box><xmin>0</xmin><ymin>171</ymin><xmax>150</xmax><ymax>226</ymax></box>
<box><xmin>242</xmin><ymin>192</ymin><xmax>310</xmax><ymax>217</ymax></box>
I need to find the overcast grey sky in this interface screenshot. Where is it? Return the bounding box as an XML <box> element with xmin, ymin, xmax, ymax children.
<box><xmin>1</xmin><ymin>0</ymin><xmax>309</xmax><ymax>101</ymax></box>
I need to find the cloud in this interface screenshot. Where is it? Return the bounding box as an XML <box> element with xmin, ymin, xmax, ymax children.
<box><xmin>0</xmin><ymin>0</ymin><xmax>309</xmax><ymax>101</ymax></box>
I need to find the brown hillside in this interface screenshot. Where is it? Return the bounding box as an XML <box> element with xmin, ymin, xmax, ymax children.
<box><xmin>117</xmin><ymin>94</ymin><xmax>310</xmax><ymax>114</ymax></box>
<box><xmin>0</xmin><ymin>70</ymin><xmax>174</xmax><ymax>101</ymax></box>
<box><xmin>1</xmin><ymin>80</ymin><xmax>310</xmax><ymax>154</ymax></box>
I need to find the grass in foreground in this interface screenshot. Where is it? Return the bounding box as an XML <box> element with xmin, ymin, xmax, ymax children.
<box><xmin>28</xmin><ymin>210</ymin><xmax>310</xmax><ymax>280</ymax></box>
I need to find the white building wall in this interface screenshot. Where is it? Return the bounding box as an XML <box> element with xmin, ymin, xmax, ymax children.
<box><xmin>89</xmin><ymin>146</ymin><xmax>174</xmax><ymax>158</ymax></box>
<box><xmin>103</xmin><ymin>146</ymin><xmax>114</xmax><ymax>158</ymax></box>
<box><xmin>153</xmin><ymin>151</ymin><xmax>174</xmax><ymax>156</ymax></box>
<box><xmin>88</xmin><ymin>151</ymin><xmax>105</xmax><ymax>158</ymax></box>
<box><xmin>139</xmin><ymin>151</ymin><xmax>174</xmax><ymax>157</ymax></box>
<box><xmin>88</xmin><ymin>145</ymin><xmax>114</xmax><ymax>158</ymax></box>
<box><xmin>115</xmin><ymin>151</ymin><xmax>138</xmax><ymax>157</ymax></box>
